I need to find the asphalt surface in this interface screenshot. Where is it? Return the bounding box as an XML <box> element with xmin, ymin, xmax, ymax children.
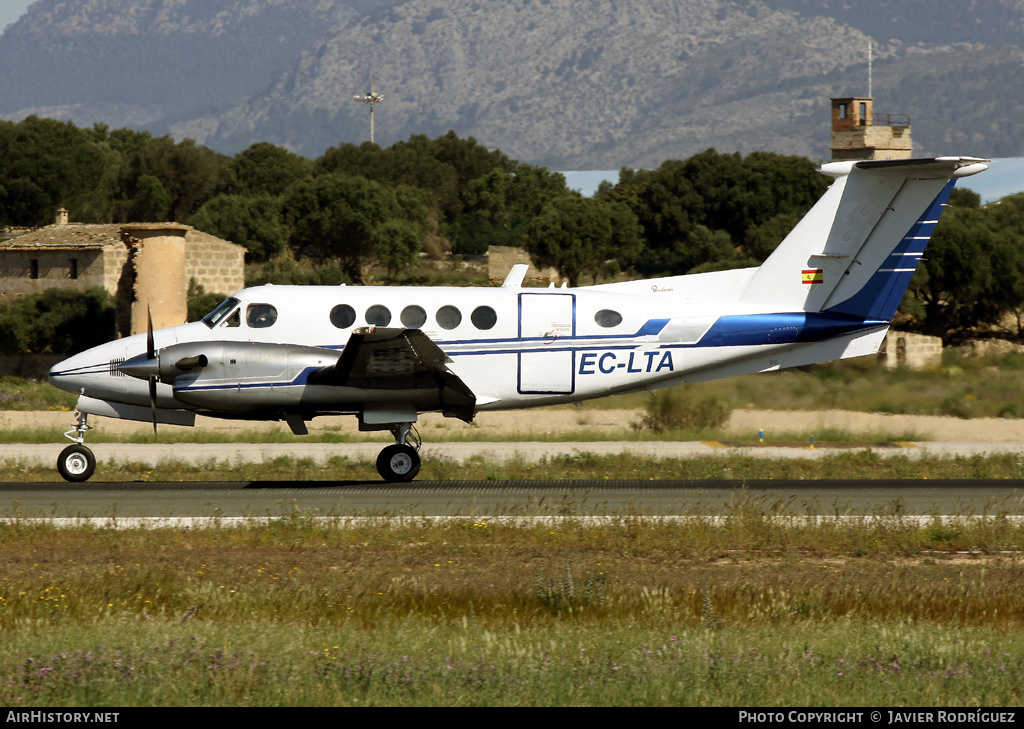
<box><xmin>1</xmin><ymin>479</ymin><xmax>1022</xmax><ymax>518</ymax></box>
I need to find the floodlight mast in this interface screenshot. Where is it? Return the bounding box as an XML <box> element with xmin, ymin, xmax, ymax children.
<box><xmin>353</xmin><ymin>80</ymin><xmax>384</xmax><ymax>145</ymax></box>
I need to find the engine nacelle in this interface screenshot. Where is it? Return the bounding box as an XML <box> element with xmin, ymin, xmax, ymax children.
<box><xmin>123</xmin><ymin>341</ymin><xmax>339</xmax><ymax>413</ymax></box>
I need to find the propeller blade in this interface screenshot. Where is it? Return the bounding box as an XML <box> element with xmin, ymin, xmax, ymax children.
<box><xmin>148</xmin><ymin>375</ymin><xmax>158</xmax><ymax>435</ymax></box>
<box><xmin>146</xmin><ymin>305</ymin><xmax>155</xmax><ymax>360</ymax></box>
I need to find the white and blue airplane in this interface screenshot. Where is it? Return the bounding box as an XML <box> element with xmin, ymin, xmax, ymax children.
<box><xmin>48</xmin><ymin>156</ymin><xmax>989</xmax><ymax>482</ymax></box>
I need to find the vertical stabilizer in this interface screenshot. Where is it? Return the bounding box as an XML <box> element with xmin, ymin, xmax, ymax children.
<box><xmin>739</xmin><ymin>157</ymin><xmax>989</xmax><ymax>317</ymax></box>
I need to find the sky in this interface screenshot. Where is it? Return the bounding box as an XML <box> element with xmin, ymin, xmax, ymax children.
<box><xmin>0</xmin><ymin>1</ymin><xmax>34</xmax><ymax>32</ymax></box>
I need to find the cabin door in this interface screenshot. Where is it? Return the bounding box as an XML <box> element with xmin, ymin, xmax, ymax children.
<box><xmin>517</xmin><ymin>293</ymin><xmax>575</xmax><ymax>395</ymax></box>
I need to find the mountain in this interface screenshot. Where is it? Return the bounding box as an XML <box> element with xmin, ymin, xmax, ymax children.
<box><xmin>0</xmin><ymin>0</ymin><xmax>386</xmax><ymax>129</ymax></box>
<box><xmin>2</xmin><ymin>0</ymin><xmax>1023</xmax><ymax>168</ymax></box>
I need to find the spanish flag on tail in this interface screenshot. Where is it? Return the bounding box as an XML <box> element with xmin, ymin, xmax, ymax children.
<box><xmin>801</xmin><ymin>269</ymin><xmax>824</xmax><ymax>285</ymax></box>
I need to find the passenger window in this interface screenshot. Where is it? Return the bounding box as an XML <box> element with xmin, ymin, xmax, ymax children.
<box><xmin>471</xmin><ymin>305</ymin><xmax>497</xmax><ymax>330</ymax></box>
<box><xmin>247</xmin><ymin>303</ymin><xmax>277</xmax><ymax>328</ymax></box>
<box><xmin>366</xmin><ymin>304</ymin><xmax>392</xmax><ymax>327</ymax></box>
<box><xmin>401</xmin><ymin>305</ymin><xmax>427</xmax><ymax>328</ymax></box>
<box><xmin>436</xmin><ymin>305</ymin><xmax>462</xmax><ymax>330</ymax></box>
<box><xmin>330</xmin><ymin>304</ymin><xmax>356</xmax><ymax>329</ymax></box>
<box><xmin>595</xmin><ymin>309</ymin><xmax>622</xmax><ymax>328</ymax></box>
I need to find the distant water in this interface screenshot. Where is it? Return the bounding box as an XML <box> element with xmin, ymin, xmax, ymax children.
<box><xmin>559</xmin><ymin>170</ymin><xmax>619</xmax><ymax>197</ymax></box>
<box><xmin>562</xmin><ymin>158</ymin><xmax>1022</xmax><ymax>203</ymax></box>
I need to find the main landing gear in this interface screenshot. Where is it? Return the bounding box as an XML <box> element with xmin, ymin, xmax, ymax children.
<box><xmin>57</xmin><ymin>410</ymin><xmax>96</xmax><ymax>482</ymax></box>
<box><xmin>376</xmin><ymin>423</ymin><xmax>421</xmax><ymax>483</ymax></box>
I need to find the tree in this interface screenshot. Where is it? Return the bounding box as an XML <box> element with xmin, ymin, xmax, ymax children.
<box><xmin>608</xmin><ymin>149</ymin><xmax>827</xmax><ymax>273</ymax></box>
<box><xmin>282</xmin><ymin>174</ymin><xmax>425</xmax><ymax>284</ymax></box>
<box><xmin>905</xmin><ymin>189</ymin><xmax>1024</xmax><ymax>343</ymax></box>
<box><xmin>0</xmin><ymin>116</ymin><xmax>117</xmax><ymax>225</ymax></box>
<box><xmin>229</xmin><ymin>142</ymin><xmax>312</xmax><ymax>197</ymax></box>
<box><xmin>526</xmin><ymin>193</ymin><xmax>642</xmax><ymax>287</ymax></box>
<box><xmin>191</xmin><ymin>194</ymin><xmax>289</xmax><ymax>263</ymax></box>
<box><xmin>0</xmin><ymin>288</ymin><xmax>115</xmax><ymax>355</ymax></box>
<box><xmin>115</xmin><ymin>136</ymin><xmax>230</xmax><ymax>223</ymax></box>
<box><xmin>455</xmin><ymin>164</ymin><xmax>569</xmax><ymax>254</ymax></box>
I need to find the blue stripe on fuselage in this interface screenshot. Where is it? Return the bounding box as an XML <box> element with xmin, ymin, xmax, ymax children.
<box><xmin>694</xmin><ymin>312</ymin><xmax>886</xmax><ymax>348</ymax></box>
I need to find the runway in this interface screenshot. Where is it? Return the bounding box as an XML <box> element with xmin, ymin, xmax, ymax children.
<box><xmin>2</xmin><ymin>479</ymin><xmax>1023</xmax><ymax>518</ymax></box>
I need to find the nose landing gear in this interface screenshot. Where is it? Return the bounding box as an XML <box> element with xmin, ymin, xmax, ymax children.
<box><xmin>58</xmin><ymin>410</ymin><xmax>96</xmax><ymax>482</ymax></box>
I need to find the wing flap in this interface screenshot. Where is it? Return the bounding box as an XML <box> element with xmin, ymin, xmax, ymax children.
<box><xmin>309</xmin><ymin>327</ymin><xmax>476</xmax><ymax>422</ymax></box>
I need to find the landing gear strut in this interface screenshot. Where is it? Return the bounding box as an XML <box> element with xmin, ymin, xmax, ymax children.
<box><xmin>58</xmin><ymin>410</ymin><xmax>96</xmax><ymax>482</ymax></box>
<box><xmin>376</xmin><ymin>423</ymin><xmax>421</xmax><ymax>482</ymax></box>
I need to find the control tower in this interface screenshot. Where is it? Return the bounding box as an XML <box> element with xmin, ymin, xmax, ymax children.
<box><xmin>830</xmin><ymin>97</ymin><xmax>912</xmax><ymax>161</ymax></box>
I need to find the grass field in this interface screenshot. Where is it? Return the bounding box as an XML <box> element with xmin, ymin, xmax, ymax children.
<box><xmin>1</xmin><ymin>516</ymin><xmax>1023</xmax><ymax>706</ymax></box>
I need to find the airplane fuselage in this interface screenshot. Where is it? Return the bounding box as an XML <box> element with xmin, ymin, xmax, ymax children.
<box><xmin>50</xmin><ymin>280</ymin><xmax>885</xmax><ymax>420</ymax></box>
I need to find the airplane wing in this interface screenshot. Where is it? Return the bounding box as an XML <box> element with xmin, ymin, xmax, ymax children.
<box><xmin>308</xmin><ymin>327</ymin><xmax>476</xmax><ymax>422</ymax></box>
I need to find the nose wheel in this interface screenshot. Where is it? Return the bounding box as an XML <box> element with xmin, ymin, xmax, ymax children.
<box><xmin>57</xmin><ymin>444</ymin><xmax>96</xmax><ymax>482</ymax></box>
<box><xmin>58</xmin><ymin>409</ymin><xmax>96</xmax><ymax>482</ymax></box>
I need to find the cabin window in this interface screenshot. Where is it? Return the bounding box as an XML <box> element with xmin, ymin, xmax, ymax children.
<box><xmin>595</xmin><ymin>309</ymin><xmax>622</xmax><ymax>328</ymax></box>
<box><xmin>330</xmin><ymin>304</ymin><xmax>356</xmax><ymax>329</ymax></box>
<box><xmin>401</xmin><ymin>305</ymin><xmax>427</xmax><ymax>328</ymax></box>
<box><xmin>202</xmin><ymin>297</ymin><xmax>239</xmax><ymax>327</ymax></box>
<box><xmin>246</xmin><ymin>303</ymin><xmax>278</xmax><ymax>328</ymax></box>
<box><xmin>366</xmin><ymin>304</ymin><xmax>392</xmax><ymax>326</ymax></box>
<box><xmin>471</xmin><ymin>305</ymin><xmax>497</xmax><ymax>330</ymax></box>
<box><xmin>436</xmin><ymin>305</ymin><xmax>462</xmax><ymax>330</ymax></box>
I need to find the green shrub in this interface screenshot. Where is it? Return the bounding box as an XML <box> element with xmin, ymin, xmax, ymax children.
<box><xmin>0</xmin><ymin>287</ymin><xmax>114</xmax><ymax>355</ymax></box>
<box><xmin>638</xmin><ymin>388</ymin><xmax>731</xmax><ymax>433</ymax></box>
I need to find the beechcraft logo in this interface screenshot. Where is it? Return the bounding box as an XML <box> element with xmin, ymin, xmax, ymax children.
<box><xmin>802</xmin><ymin>269</ymin><xmax>824</xmax><ymax>285</ymax></box>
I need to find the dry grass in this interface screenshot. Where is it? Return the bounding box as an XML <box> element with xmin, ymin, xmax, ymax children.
<box><xmin>2</xmin><ymin>517</ymin><xmax>1024</xmax><ymax>705</ymax></box>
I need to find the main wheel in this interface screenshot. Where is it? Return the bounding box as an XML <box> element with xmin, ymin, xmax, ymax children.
<box><xmin>57</xmin><ymin>444</ymin><xmax>96</xmax><ymax>482</ymax></box>
<box><xmin>376</xmin><ymin>444</ymin><xmax>421</xmax><ymax>483</ymax></box>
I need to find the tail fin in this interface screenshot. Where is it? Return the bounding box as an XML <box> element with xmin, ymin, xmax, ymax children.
<box><xmin>739</xmin><ymin>157</ymin><xmax>989</xmax><ymax>318</ymax></box>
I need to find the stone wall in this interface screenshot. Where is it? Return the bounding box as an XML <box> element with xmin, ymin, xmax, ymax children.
<box><xmin>185</xmin><ymin>231</ymin><xmax>246</xmax><ymax>296</ymax></box>
<box><xmin>0</xmin><ymin>249</ymin><xmax>108</xmax><ymax>298</ymax></box>
<box><xmin>831</xmin><ymin>125</ymin><xmax>913</xmax><ymax>161</ymax></box>
<box><xmin>878</xmin><ymin>330</ymin><xmax>943</xmax><ymax>369</ymax></box>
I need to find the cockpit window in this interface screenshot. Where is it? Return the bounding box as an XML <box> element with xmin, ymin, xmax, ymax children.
<box><xmin>246</xmin><ymin>303</ymin><xmax>278</xmax><ymax>328</ymax></box>
<box><xmin>202</xmin><ymin>297</ymin><xmax>240</xmax><ymax>328</ymax></box>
